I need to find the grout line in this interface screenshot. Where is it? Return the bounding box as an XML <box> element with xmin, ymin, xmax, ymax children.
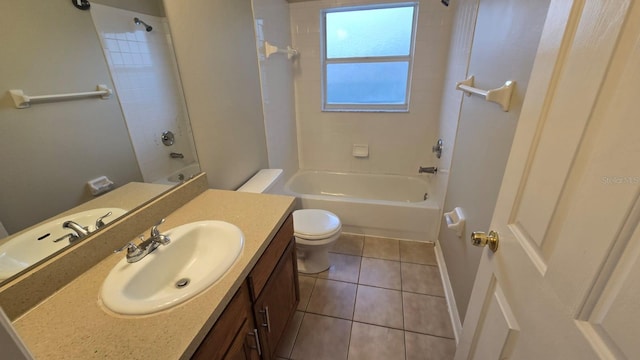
<box><xmin>285</xmin><ymin>312</ymin><xmax>304</xmax><ymax>359</ymax></box>
<box><xmin>287</xmin><ymin>312</ymin><xmax>308</xmax><ymax>360</ymax></box>
<box><xmin>348</xmin><ymin>318</ymin><xmax>404</xmax><ymax>332</ymax></box>
<box><xmin>347</xmin><ymin>313</ymin><xmax>355</xmax><ymax>359</ymax></box>
<box><xmin>401</xmin><ymin>289</ymin><xmax>446</xmax><ymax>298</ymax></box>
<box><xmin>403</xmin><ymin>329</ymin><xmax>457</xmax><ymax>341</ymax></box>
<box><xmin>399</xmin><ymin>256</ymin><xmax>408</xmax><ymax>360</ymax></box>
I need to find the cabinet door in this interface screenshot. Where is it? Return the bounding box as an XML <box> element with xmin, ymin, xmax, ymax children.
<box><xmin>253</xmin><ymin>240</ymin><xmax>299</xmax><ymax>359</ymax></box>
<box><xmin>223</xmin><ymin>320</ymin><xmax>261</xmax><ymax>360</ymax></box>
<box><xmin>192</xmin><ymin>283</ymin><xmax>262</xmax><ymax>360</ymax></box>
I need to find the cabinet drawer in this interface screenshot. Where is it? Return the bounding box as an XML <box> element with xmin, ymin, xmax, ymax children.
<box><xmin>248</xmin><ymin>215</ymin><xmax>294</xmax><ymax>300</ymax></box>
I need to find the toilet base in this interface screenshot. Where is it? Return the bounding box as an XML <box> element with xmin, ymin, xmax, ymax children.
<box><xmin>296</xmin><ymin>244</ymin><xmax>331</xmax><ymax>274</ymax></box>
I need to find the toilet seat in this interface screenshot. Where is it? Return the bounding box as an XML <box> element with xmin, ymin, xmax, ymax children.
<box><xmin>293</xmin><ymin>209</ymin><xmax>341</xmax><ymax>240</ymax></box>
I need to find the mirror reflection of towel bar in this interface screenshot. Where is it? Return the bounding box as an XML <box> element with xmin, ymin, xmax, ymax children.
<box><xmin>8</xmin><ymin>84</ymin><xmax>112</xmax><ymax>109</ymax></box>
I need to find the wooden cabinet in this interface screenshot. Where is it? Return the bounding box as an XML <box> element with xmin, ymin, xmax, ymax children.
<box><xmin>248</xmin><ymin>215</ymin><xmax>299</xmax><ymax>360</ymax></box>
<box><xmin>191</xmin><ymin>282</ymin><xmax>260</xmax><ymax>360</ymax></box>
<box><xmin>252</xmin><ymin>240</ymin><xmax>298</xmax><ymax>359</ymax></box>
<box><xmin>192</xmin><ymin>215</ymin><xmax>299</xmax><ymax>360</ymax></box>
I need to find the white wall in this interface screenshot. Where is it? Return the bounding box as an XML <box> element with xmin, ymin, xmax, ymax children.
<box><xmin>0</xmin><ymin>0</ymin><xmax>142</xmax><ymax>234</ymax></box>
<box><xmin>164</xmin><ymin>0</ymin><xmax>269</xmax><ymax>190</ymax></box>
<box><xmin>91</xmin><ymin>4</ymin><xmax>197</xmax><ymax>183</ymax></box>
<box><xmin>438</xmin><ymin>0</ymin><xmax>550</xmax><ymax>323</ymax></box>
<box><xmin>252</xmin><ymin>0</ymin><xmax>300</xmax><ymax>189</ymax></box>
<box><xmin>290</xmin><ymin>0</ymin><xmax>453</xmax><ymax>177</ymax></box>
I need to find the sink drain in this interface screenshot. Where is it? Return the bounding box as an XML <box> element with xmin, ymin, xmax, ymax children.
<box><xmin>175</xmin><ymin>278</ymin><xmax>190</xmax><ymax>288</ymax></box>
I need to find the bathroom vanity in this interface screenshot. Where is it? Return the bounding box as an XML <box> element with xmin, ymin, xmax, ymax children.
<box><xmin>193</xmin><ymin>215</ymin><xmax>298</xmax><ymax>359</ymax></box>
<box><xmin>9</xmin><ymin>186</ymin><xmax>298</xmax><ymax>359</ymax></box>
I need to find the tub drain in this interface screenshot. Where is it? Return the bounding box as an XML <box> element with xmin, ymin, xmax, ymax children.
<box><xmin>175</xmin><ymin>278</ymin><xmax>190</xmax><ymax>288</ymax></box>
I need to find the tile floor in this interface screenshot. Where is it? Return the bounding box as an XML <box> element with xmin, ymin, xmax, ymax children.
<box><xmin>275</xmin><ymin>234</ymin><xmax>456</xmax><ymax>360</ymax></box>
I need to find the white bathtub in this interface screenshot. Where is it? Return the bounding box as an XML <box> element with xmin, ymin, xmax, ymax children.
<box><xmin>152</xmin><ymin>163</ymin><xmax>201</xmax><ymax>185</ymax></box>
<box><xmin>284</xmin><ymin>170</ymin><xmax>439</xmax><ymax>241</ymax></box>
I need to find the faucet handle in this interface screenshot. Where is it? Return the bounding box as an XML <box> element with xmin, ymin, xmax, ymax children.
<box><xmin>150</xmin><ymin>219</ymin><xmax>165</xmax><ymax>237</ymax></box>
<box><xmin>95</xmin><ymin>211</ymin><xmax>113</xmax><ymax>230</ymax></box>
<box><xmin>115</xmin><ymin>241</ymin><xmax>140</xmax><ymax>254</ymax></box>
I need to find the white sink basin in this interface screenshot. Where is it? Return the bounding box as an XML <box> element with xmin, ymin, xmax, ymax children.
<box><xmin>0</xmin><ymin>207</ymin><xmax>126</xmax><ymax>280</ymax></box>
<box><xmin>100</xmin><ymin>221</ymin><xmax>244</xmax><ymax>315</ymax></box>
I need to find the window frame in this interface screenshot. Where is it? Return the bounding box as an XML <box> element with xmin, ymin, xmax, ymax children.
<box><xmin>321</xmin><ymin>2</ymin><xmax>419</xmax><ymax>112</ymax></box>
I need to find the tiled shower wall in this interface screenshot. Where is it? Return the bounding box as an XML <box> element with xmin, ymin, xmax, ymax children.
<box><xmin>91</xmin><ymin>4</ymin><xmax>197</xmax><ymax>183</ymax></box>
<box><xmin>290</xmin><ymin>0</ymin><xmax>454</xmax><ymax>176</ymax></box>
<box><xmin>253</xmin><ymin>0</ymin><xmax>300</xmax><ymax>190</ymax></box>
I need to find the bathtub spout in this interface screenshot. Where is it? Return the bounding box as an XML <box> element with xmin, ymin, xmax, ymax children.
<box><xmin>419</xmin><ymin>166</ymin><xmax>438</xmax><ymax>174</ymax></box>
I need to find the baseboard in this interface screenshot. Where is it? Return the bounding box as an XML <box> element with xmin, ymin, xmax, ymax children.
<box><xmin>434</xmin><ymin>239</ymin><xmax>463</xmax><ymax>343</ymax></box>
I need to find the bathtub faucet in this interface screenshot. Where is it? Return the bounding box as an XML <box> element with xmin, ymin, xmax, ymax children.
<box><xmin>419</xmin><ymin>166</ymin><xmax>438</xmax><ymax>174</ymax></box>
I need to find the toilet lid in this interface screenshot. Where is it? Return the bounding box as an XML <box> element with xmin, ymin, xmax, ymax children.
<box><xmin>293</xmin><ymin>209</ymin><xmax>341</xmax><ymax>240</ymax></box>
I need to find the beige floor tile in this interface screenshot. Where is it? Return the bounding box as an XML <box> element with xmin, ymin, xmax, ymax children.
<box><xmin>306</xmin><ymin>279</ymin><xmax>357</xmax><ymax>320</ymax></box>
<box><xmin>297</xmin><ymin>275</ymin><xmax>316</xmax><ymax>311</ymax></box>
<box><xmin>399</xmin><ymin>241</ymin><xmax>437</xmax><ymax>265</ymax></box>
<box><xmin>348</xmin><ymin>322</ymin><xmax>405</xmax><ymax>360</ymax></box>
<box><xmin>363</xmin><ymin>236</ymin><xmax>400</xmax><ymax>261</ymax></box>
<box><xmin>405</xmin><ymin>331</ymin><xmax>456</xmax><ymax>360</ymax></box>
<box><xmin>331</xmin><ymin>233</ymin><xmax>364</xmax><ymax>256</ymax></box>
<box><xmin>403</xmin><ymin>292</ymin><xmax>454</xmax><ymax>338</ymax></box>
<box><xmin>316</xmin><ymin>253</ymin><xmax>361</xmax><ymax>283</ymax></box>
<box><xmin>359</xmin><ymin>257</ymin><xmax>401</xmax><ymax>290</ymax></box>
<box><xmin>290</xmin><ymin>313</ymin><xmax>351</xmax><ymax>360</ymax></box>
<box><xmin>353</xmin><ymin>285</ymin><xmax>403</xmax><ymax>329</ymax></box>
<box><xmin>401</xmin><ymin>263</ymin><xmax>445</xmax><ymax>296</ymax></box>
<box><xmin>276</xmin><ymin>311</ymin><xmax>304</xmax><ymax>359</ymax></box>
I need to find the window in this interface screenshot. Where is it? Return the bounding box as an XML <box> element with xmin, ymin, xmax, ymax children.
<box><xmin>322</xmin><ymin>3</ymin><xmax>418</xmax><ymax>112</ymax></box>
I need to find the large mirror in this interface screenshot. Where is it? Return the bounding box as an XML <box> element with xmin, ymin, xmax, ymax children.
<box><xmin>0</xmin><ymin>0</ymin><xmax>199</xmax><ymax>284</ymax></box>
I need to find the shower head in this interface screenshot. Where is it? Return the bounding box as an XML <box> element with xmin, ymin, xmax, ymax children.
<box><xmin>134</xmin><ymin>17</ymin><xmax>153</xmax><ymax>32</ymax></box>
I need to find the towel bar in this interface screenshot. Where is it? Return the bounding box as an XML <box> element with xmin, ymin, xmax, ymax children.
<box><xmin>455</xmin><ymin>76</ymin><xmax>515</xmax><ymax>112</ymax></box>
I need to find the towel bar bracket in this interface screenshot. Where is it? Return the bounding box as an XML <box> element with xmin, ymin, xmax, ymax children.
<box><xmin>455</xmin><ymin>75</ymin><xmax>515</xmax><ymax>112</ymax></box>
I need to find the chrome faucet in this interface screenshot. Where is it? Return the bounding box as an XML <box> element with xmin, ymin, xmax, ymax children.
<box><xmin>115</xmin><ymin>219</ymin><xmax>171</xmax><ymax>263</ymax></box>
<box><xmin>53</xmin><ymin>220</ymin><xmax>91</xmax><ymax>243</ymax></box>
<box><xmin>170</xmin><ymin>152</ymin><xmax>184</xmax><ymax>159</ymax></box>
<box><xmin>418</xmin><ymin>166</ymin><xmax>438</xmax><ymax>174</ymax></box>
<box><xmin>95</xmin><ymin>211</ymin><xmax>113</xmax><ymax>230</ymax></box>
<box><xmin>63</xmin><ymin>220</ymin><xmax>90</xmax><ymax>237</ymax></box>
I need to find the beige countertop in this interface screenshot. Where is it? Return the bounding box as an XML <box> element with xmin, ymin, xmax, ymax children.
<box><xmin>13</xmin><ymin>189</ymin><xmax>295</xmax><ymax>359</ymax></box>
<box><xmin>0</xmin><ymin>182</ymin><xmax>170</xmax><ymax>248</ymax></box>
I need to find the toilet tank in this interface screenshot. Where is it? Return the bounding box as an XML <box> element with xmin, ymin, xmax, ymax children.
<box><xmin>236</xmin><ymin>169</ymin><xmax>283</xmax><ymax>193</ymax></box>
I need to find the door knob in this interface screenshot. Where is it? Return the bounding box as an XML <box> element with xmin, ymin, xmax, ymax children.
<box><xmin>470</xmin><ymin>230</ymin><xmax>499</xmax><ymax>252</ymax></box>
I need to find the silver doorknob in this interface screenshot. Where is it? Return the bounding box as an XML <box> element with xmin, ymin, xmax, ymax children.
<box><xmin>471</xmin><ymin>230</ymin><xmax>499</xmax><ymax>252</ymax></box>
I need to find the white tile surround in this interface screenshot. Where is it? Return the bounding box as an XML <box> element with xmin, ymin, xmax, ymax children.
<box><xmin>289</xmin><ymin>0</ymin><xmax>454</xmax><ymax>177</ymax></box>
<box><xmin>91</xmin><ymin>4</ymin><xmax>197</xmax><ymax>183</ymax></box>
<box><xmin>253</xmin><ymin>0</ymin><xmax>300</xmax><ymax>189</ymax></box>
<box><xmin>431</xmin><ymin>0</ymin><xmax>478</xmax><ymax>218</ymax></box>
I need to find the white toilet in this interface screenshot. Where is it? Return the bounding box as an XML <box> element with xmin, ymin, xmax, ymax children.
<box><xmin>237</xmin><ymin>169</ymin><xmax>342</xmax><ymax>274</ymax></box>
<box><xmin>293</xmin><ymin>209</ymin><xmax>341</xmax><ymax>274</ymax></box>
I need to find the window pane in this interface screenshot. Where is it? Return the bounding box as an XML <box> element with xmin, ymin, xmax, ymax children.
<box><xmin>326</xmin><ymin>6</ymin><xmax>415</xmax><ymax>59</ymax></box>
<box><xmin>326</xmin><ymin>62</ymin><xmax>409</xmax><ymax>104</ymax></box>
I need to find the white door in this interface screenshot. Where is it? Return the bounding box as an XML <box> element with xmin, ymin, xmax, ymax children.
<box><xmin>456</xmin><ymin>1</ymin><xmax>640</xmax><ymax>359</ymax></box>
